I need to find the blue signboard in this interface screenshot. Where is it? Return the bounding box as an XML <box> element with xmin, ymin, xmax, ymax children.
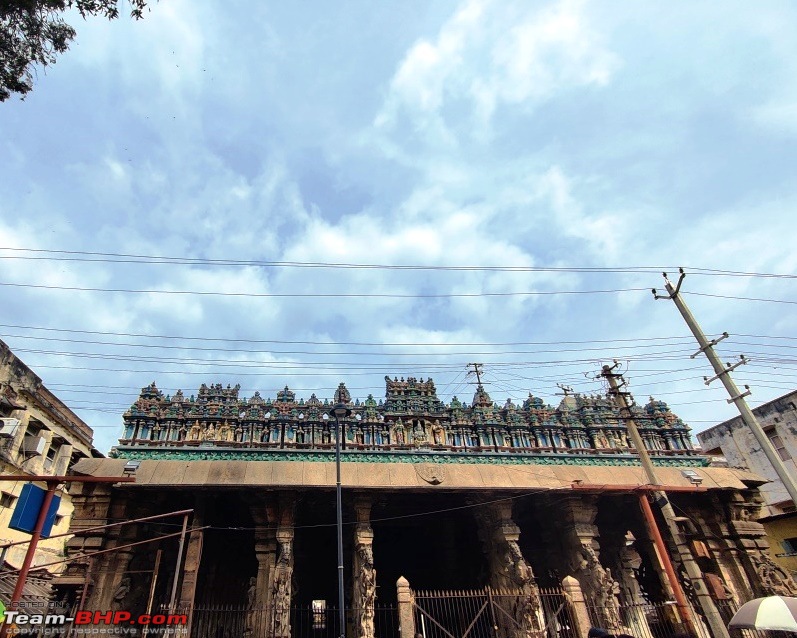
<box><xmin>8</xmin><ymin>484</ymin><xmax>61</xmax><ymax>538</ymax></box>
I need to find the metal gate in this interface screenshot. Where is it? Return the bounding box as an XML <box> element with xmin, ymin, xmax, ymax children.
<box><xmin>411</xmin><ymin>586</ymin><xmax>578</xmax><ymax>638</ymax></box>
<box><xmin>186</xmin><ymin>603</ymin><xmax>398</xmax><ymax>638</ymax></box>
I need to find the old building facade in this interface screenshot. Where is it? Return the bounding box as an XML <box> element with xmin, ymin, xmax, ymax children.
<box><xmin>0</xmin><ymin>340</ymin><xmax>101</xmax><ymax>574</ymax></box>
<box><xmin>61</xmin><ymin>377</ymin><xmax>795</xmax><ymax>638</ymax></box>
<box><xmin>698</xmin><ymin>389</ymin><xmax>797</xmax><ymax>576</ymax></box>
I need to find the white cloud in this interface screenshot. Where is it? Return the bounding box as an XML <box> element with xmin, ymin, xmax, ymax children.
<box><xmin>2</xmin><ymin>0</ymin><xmax>797</xmax><ymax>454</ymax></box>
<box><xmin>374</xmin><ymin>0</ymin><xmax>619</xmax><ymax>143</ymax></box>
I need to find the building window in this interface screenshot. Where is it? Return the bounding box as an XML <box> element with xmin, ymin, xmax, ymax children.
<box><xmin>0</xmin><ymin>491</ymin><xmax>16</xmax><ymax>508</ymax></box>
<box><xmin>768</xmin><ymin>433</ymin><xmax>792</xmax><ymax>461</ymax></box>
<box><xmin>43</xmin><ymin>441</ymin><xmax>61</xmax><ymax>472</ymax></box>
<box><xmin>782</xmin><ymin>538</ymin><xmax>797</xmax><ymax>554</ymax></box>
<box><xmin>54</xmin><ymin>515</ymin><xmax>64</xmax><ymax>526</ymax></box>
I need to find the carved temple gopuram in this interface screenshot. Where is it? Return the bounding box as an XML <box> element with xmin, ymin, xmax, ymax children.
<box><xmin>59</xmin><ymin>376</ymin><xmax>797</xmax><ymax>638</ymax></box>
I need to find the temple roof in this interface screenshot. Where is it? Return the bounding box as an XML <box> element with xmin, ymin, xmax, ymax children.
<box><xmin>117</xmin><ymin>376</ymin><xmax>699</xmax><ymax>465</ymax></box>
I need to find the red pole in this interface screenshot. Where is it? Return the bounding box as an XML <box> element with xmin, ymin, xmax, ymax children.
<box><xmin>638</xmin><ymin>492</ymin><xmax>696</xmax><ymax>636</ymax></box>
<box><xmin>1</xmin><ymin>480</ymin><xmax>58</xmax><ymax>638</ymax></box>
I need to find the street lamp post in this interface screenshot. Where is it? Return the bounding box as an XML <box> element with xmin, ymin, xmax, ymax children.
<box><xmin>330</xmin><ymin>402</ymin><xmax>351</xmax><ymax>638</ymax></box>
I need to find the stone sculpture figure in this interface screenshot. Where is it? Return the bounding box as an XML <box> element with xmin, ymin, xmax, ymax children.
<box><xmin>356</xmin><ymin>544</ymin><xmax>377</xmax><ymax>638</ymax></box>
<box><xmin>271</xmin><ymin>541</ymin><xmax>293</xmax><ymax>638</ymax></box>
<box><xmin>502</xmin><ymin>541</ymin><xmax>540</xmax><ymax>635</ymax></box>
<box><xmin>188</xmin><ymin>420</ymin><xmax>201</xmax><ymax>441</ymax></box>
<box><xmin>751</xmin><ymin>553</ymin><xmax>797</xmax><ymax>596</ymax></box>
<box><xmin>112</xmin><ymin>577</ymin><xmax>131</xmax><ymax>610</ymax></box>
<box><xmin>573</xmin><ymin>543</ymin><xmax>621</xmax><ymax>631</ymax></box>
<box><xmin>204</xmin><ymin>423</ymin><xmax>216</xmax><ymax>441</ymax></box>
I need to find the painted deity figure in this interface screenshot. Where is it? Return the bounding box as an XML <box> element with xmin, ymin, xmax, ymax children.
<box><xmin>413</xmin><ymin>421</ymin><xmax>427</xmax><ymax>445</ymax></box>
<box><xmin>204</xmin><ymin>423</ymin><xmax>216</xmax><ymax>441</ymax></box>
<box><xmin>393</xmin><ymin>420</ymin><xmax>406</xmax><ymax>445</ymax></box>
<box><xmin>188</xmin><ymin>421</ymin><xmax>201</xmax><ymax>440</ymax></box>
<box><xmin>432</xmin><ymin>421</ymin><xmax>445</xmax><ymax>446</ymax></box>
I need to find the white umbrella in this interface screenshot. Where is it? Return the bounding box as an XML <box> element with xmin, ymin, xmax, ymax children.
<box><xmin>729</xmin><ymin>596</ymin><xmax>797</xmax><ymax>631</ymax></box>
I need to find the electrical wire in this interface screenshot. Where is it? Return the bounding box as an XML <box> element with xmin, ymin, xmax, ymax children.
<box><xmin>1</xmin><ymin>248</ymin><xmax>796</xmax><ymax>279</ymax></box>
<box><xmin>0</xmin><ymin>281</ymin><xmax>650</xmax><ymax>298</ymax></box>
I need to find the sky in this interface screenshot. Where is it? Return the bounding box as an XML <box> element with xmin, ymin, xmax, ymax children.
<box><xmin>1</xmin><ymin>0</ymin><xmax>796</xmax><ymax>455</ymax></box>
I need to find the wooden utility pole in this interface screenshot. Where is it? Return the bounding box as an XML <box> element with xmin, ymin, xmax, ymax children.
<box><xmin>653</xmin><ymin>268</ymin><xmax>797</xmax><ymax>507</ymax></box>
<box><xmin>601</xmin><ymin>365</ymin><xmax>729</xmax><ymax>638</ymax></box>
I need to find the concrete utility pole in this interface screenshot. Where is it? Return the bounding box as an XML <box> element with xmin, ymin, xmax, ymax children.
<box><xmin>601</xmin><ymin>364</ymin><xmax>729</xmax><ymax>638</ymax></box>
<box><xmin>653</xmin><ymin>269</ymin><xmax>797</xmax><ymax>507</ymax></box>
<box><xmin>468</xmin><ymin>362</ymin><xmax>484</xmax><ymax>386</ymax></box>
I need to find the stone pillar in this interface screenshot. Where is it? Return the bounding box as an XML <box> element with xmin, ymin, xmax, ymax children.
<box><xmin>682</xmin><ymin>493</ymin><xmax>747</xmax><ymax>606</ymax></box>
<box><xmin>562</xmin><ymin>576</ymin><xmax>591</xmax><ymax>638</ymax></box>
<box><xmin>557</xmin><ymin>495</ymin><xmax>622</xmax><ymax>632</ymax></box>
<box><xmin>270</xmin><ymin>494</ymin><xmax>296</xmax><ymax>638</ymax></box>
<box><xmin>178</xmin><ymin>503</ymin><xmax>205</xmax><ymax>613</ymax></box>
<box><xmin>57</xmin><ymin>483</ymin><xmax>114</xmax><ymax>603</ymax></box>
<box><xmin>396</xmin><ymin>576</ymin><xmax>415</xmax><ymax>638</ymax></box>
<box><xmin>724</xmin><ymin>492</ymin><xmax>797</xmax><ymax>598</ymax></box>
<box><xmin>248</xmin><ymin>498</ymin><xmax>277</xmax><ymax>638</ymax></box>
<box><xmin>89</xmin><ymin>495</ymin><xmax>135</xmax><ymax>610</ymax></box>
<box><xmin>352</xmin><ymin>497</ymin><xmax>376</xmax><ymax>638</ymax></box>
<box><xmin>476</xmin><ymin>501</ymin><xmax>542</xmax><ymax>637</ymax></box>
<box><xmin>250</xmin><ymin>503</ymin><xmax>277</xmax><ymax>609</ymax></box>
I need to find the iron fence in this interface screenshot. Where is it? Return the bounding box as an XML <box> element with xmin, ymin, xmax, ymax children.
<box><xmin>412</xmin><ymin>585</ymin><xmax>577</xmax><ymax>638</ymax></box>
<box><xmin>538</xmin><ymin>586</ymin><xmax>579</xmax><ymax>638</ymax></box>
<box><xmin>586</xmin><ymin>600</ymin><xmax>714</xmax><ymax>638</ymax></box>
<box><xmin>183</xmin><ymin>603</ymin><xmax>397</xmax><ymax>638</ymax></box>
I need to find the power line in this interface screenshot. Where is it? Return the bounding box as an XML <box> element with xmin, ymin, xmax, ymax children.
<box><xmin>9</xmin><ymin>347</ymin><xmax>711</xmax><ymax>369</ymax></box>
<box><xmin>0</xmin><ymin>281</ymin><xmax>649</xmax><ymax>298</ymax></box>
<box><xmin>4</xmin><ymin>322</ymin><xmax>795</xmax><ymax>346</ymax></box>
<box><xmin>5</xmin><ymin>280</ymin><xmax>796</xmax><ymax>302</ymax></box>
<box><xmin>0</xmin><ymin>322</ymin><xmax>693</xmax><ymax>346</ymax></box>
<box><xmin>687</xmin><ymin>292</ymin><xmax>797</xmax><ymax>305</ymax></box>
<box><xmin>0</xmin><ymin>332</ymin><xmax>701</xmax><ymax>356</ymax></box>
<box><xmin>1</xmin><ymin>248</ymin><xmax>796</xmax><ymax>279</ymax></box>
